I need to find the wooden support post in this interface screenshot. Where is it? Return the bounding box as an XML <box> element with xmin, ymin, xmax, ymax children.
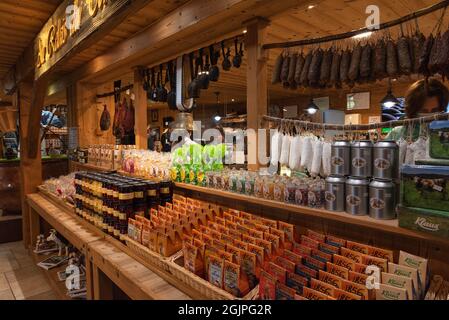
<box><xmin>133</xmin><ymin>67</ymin><xmax>148</xmax><ymax>149</ymax></box>
<box><xmin>29</xmin><ymin>207</ymin><xmax>41</xmax><ymax>248</ymax></box>
<box><xmin>246</xmin><ymin>17</ymin><xmax>269</xmax><ymax>171</ymax></box>
<box><xmin>16</xmin><ymin>82</ymin><xmax>43</xmax><ymax>248</ymax></box>
<box><xmin>27</xmin><ymin>77</ymin><xmax>49</xmax><ymax>159</ymax></box>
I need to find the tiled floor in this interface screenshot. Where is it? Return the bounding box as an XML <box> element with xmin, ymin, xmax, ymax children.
<box><xmin>0</xmin><ymin>241</ymin><xmax>59</xmax><ymax>300</ymax></box>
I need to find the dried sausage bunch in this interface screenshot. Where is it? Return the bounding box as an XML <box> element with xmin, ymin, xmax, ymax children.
<box><xmin>270</xmin><ymin>27</ymin><xmax>449</xmax><ymax>90</ymax></box>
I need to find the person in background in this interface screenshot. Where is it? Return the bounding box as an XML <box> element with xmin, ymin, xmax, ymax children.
<box><xmin>387</xmin><ymin>78</ymin><xmax>449</xmax><ymax>141</ymax></box>
<box><xmin>147</xmin><ymin>125</ymin><xmax>156</xmax><ymax>151</ymax></box>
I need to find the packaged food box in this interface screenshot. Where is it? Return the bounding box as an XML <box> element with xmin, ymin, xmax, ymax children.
<box><xmin>429</xmin><ymin>121</ymin><xmax>449</xmax><ymax>159</ymax></box>
<box><xmin>401</xmin><ymin>165</ymin><xmax>449</xmax><ymax>211</ymax></box>
<box><xmin>397</xmin><ymin>205</ymin><xmax>449</xmax><ymax>240</ymax></box>
<box><xmin>415</xmin><ymin>158</ymin><xmax>449</xmax><ymax>166</ymax></box>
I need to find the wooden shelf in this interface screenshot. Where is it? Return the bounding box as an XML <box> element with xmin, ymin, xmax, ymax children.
<box><xmin>0</xmin><ymin>215</ymin><xmax>22</xmax><ymax>222</ymax></box>
<box><xmin>27</xmin><ymin>193</ymin><xmax>103</xmax><ymax>252</ymax></box>
<box><xmin>30</xmin><ymin>250</ymin><xmax>73</xmax><ymax>300</ymax></box>
<box><xmin>174</xmin><ymin>182</ymin><xmax>449</xmax><ymax>247</ymax></box>
<box><xmin>69</xmin><ymin>161</ymin><xmax>114</xmax><ymax>172</ymax></box>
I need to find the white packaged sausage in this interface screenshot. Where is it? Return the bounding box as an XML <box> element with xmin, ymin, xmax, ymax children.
<box><xmin>270</xmin><ymin>130</ymin><xmax>283</xmax><ymax>166</ymax></box>
<box><xmin>310</xmin><ymin>140</ymin><xmax>323</xmax><ymax>177</ymax></box>
<box><xmin>289</xmin><ymin>135</ymin><xmax>301</xmax><ymax>170</ymax></box>
<box><xmin>279</xmin><ymin>134</ymin><xmax>291</xmax><ymax>166</ymax></box>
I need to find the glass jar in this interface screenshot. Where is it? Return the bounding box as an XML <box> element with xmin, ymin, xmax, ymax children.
<box><xmin>285</xmin><ymin>181</ymin><xmax>297</xmax><ymax>204</ymax></box>
<box><xmin>295</xmin><ymin>182</ymin><xmax>308</xmax><ymax>206</ymax></box>
<box><xmin>254</xmin><ymin>175</ymin><xmax>264</xmax><ymax>198</ymax></box>
<box><xmin>263</xmin><ymin>178</ymin><xmax>275</xmax><ymax>200</ymax></box>
<box><xmin>273</xmin><ymin>178</ymin><xmax>285</xmax><ymax>202</ymax></box>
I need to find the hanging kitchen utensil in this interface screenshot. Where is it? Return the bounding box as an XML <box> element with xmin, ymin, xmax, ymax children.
<box><xmin>187</xmin><ymin>52</ymin><xmax>201</xmax><ymax>99</ymax></box>
<box><xmin>150</xmin><ymin>68</ymin><xmax>159</xmax><ymax>102</ymax></box>
<box><xmin>157</xmin><ymin>64</ymin><xmax>168</xmax><ymax>102</ymax></box>
<box><xmin>167</xmin><ymin>60</ymin><xmax>177</xmax><ymax>110</ymax></box>
<box><xmin>199</xmin><ymin>50</ymin><xmax>210</xmax><ymax>89</ymax></box>
<box><xmin>209</xmin><ymin>44</ymin><xmax>220</xmax><ymax>82</ymax></box>
<box><xmin>232</xmin><ymin>38</ymin><xmax>243</xmax><ymax>68</ymax></box>
<box><xmin>100</xmin><ymin>104</ymin><xmax>111</xmax><ymax>131</ymax></box>
<box><xmin>176</xmin><ymin>55</ymin><xmax>195</xmax><ymax>112</ymax></box>
<box><xmin>222</xmin><ymin>41</ymin><xmax>232</xmax><ymax>71</ymax></box>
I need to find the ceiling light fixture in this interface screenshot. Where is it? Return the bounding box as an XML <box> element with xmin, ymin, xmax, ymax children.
<box><xmin>307</xmin><ymin>4</ymin><xmax>316</xmax><ymax>9</ymax></box>
<box><xmin>381</xmin><ymin>79</ymin><xmax>400</xmax><ymax>109</ymax></box>
<box><xmin>352</xmin><ymin>31</ymin><xmax>373</xmax><ymax>39</ymax></box>
<box><xmin>306</xmin><ymin>99</ymin><xmax>319</xmax><ymax>115</ymax></box>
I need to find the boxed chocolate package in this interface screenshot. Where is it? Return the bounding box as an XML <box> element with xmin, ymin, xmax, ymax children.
<box><xmin>397</xmin><ymin>205</ymin><xmax>449</xmax><ymax>240</ymax></box>
<box><xmin>401</xmin><ymin>165</ymin><xmax>449</xmax><ymax>211</ymax></box>
<box><xmin>429</xmin><ymin>121</ymin><xmax>449</xmax><ymax>159</ymax></box>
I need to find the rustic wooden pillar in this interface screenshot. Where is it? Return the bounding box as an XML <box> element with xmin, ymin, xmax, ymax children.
<box><xmin>27</xmin><ymin>77</ymin><xmax>48</xmax><ymax>159</ymax></box>
<box><xmin>245</xmin><ymin>17</ymin><xmax>269</xmax><ymax>171</ymax></box>
<box><xmin>16</xmin><ymin>82</ymin><xmax>43</xmax><ymax>248</ymax></box>
<box><xmin>67</xmin><ymin>84</ymin><xmax>79</xmax><ymax>128</ymax></box>
<box><xmin>133</xmin><ymin>67</ymin><xmax>148</xmax><ymax>149</ymax></box>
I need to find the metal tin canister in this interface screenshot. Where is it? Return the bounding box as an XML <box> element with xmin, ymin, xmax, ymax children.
<box><xmin>351</xmin><ymin>140</ymin><xmax>373</xmax><ymax>178</ymax></box>
<box><xmin>373</xmin><ymin>140</ymin><xmax>399</xmax><ymax>179</ymax></box>
<box><xmin>369</xmin><ymin>178</ymin><xmax>396</xmax><ymax>220</ymax></box>
<box><xmin>345</xmin><ymin>176</ymin><xmax>369</xmax><ymax>216</ymax></box>
<box><xmin>331</xmin><ymin>140</ymin><xmax>351</xmax><ymax>176</ymax></box>
<box><xmin>325</xmin><ymin>175</ymin><xmax>346</xmax><ymax>212</ymax></box>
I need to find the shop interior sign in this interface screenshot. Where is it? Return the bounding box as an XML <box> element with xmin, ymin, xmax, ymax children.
<box><xmin>34</xmin><ymin>0</ymin><xmax>130</xmax><ymax>80</ymax></box>
<box><xmin>347</xmin><ymin>92</ymin><xmax>370</xmax><ymax>110</ymax></box>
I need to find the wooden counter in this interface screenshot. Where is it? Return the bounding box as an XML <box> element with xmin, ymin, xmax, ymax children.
<box><xmin>0</xmin><ymin>157</ymin><xmax>69</xmax><ymax>243</ymax></box>
<box><xmin>26</xmin><ymin>192</ymin><xmax>190</xmax><ymax>300</ymax></box>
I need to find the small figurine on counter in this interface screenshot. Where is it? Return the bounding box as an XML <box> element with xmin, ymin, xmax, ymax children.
<box><xmin>34</xmin><ymin>234</ymin><xmax>58</xmax><ymax>254</ymax></box>
<box><xmin>47</xmin><ymin>229</ymin><xmax>68</xmax><ymax>256</ymax></box>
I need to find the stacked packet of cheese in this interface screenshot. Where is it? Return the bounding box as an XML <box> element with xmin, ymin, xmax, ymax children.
<box><xmin>259</xmin><ymin>228</ymin><xmax>431</xmax><ymax>300</ymax></box>
<box><xmin>181</xmin><ymin>207</ymin><xmax>296</xmax><ymax>298</ymax></box>
<box><xmin>127</xmin><ymin>196</ymin><xmax>205</xmax><ymax>257</ymax></box>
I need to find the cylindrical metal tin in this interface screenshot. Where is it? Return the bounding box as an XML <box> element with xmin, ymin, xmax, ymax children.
<box><xmin>345</xmin><ymin>176</ymin><xmax>369</xmax><ymax>216</ymax></box>
<box><xmin>325</xmin><ymin>175</ymin><xmax>346</xmax><ymax>212</ymax></box>
<box><xmin>373</xmin><ymin>140</ymin><xmax>399</xmax><ymax>179</ymax></box>
<box><xmin>369</xmin><ymin>178</ymin><xmax>396</xmax><ymax>220</ymax></box>
<box><xmin>331</xmin><ymin>140</ymin><xmax>351</xmax><ymax>176</ymax></box>
<box><xmin>351</xmin><ymin>140</ymin><xmax>373</xmax><ymax>178</ymax></box>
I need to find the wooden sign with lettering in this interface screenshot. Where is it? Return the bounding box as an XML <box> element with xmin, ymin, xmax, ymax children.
<box><xmin>34</xmin><ymin>0</ymin><xmax>131</xmax><ymax>79</ymax></box>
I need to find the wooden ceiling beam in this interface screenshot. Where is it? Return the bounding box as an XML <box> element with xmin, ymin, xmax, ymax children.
<box><xmin>1</xmin><ymin>0</ymin><xmax>155</xmax><ymax>95</ymax></box>
<box><xmin>46</xmin><ymin>0</ymin><xmax>311</xmax><ymax>93</ymax></box>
